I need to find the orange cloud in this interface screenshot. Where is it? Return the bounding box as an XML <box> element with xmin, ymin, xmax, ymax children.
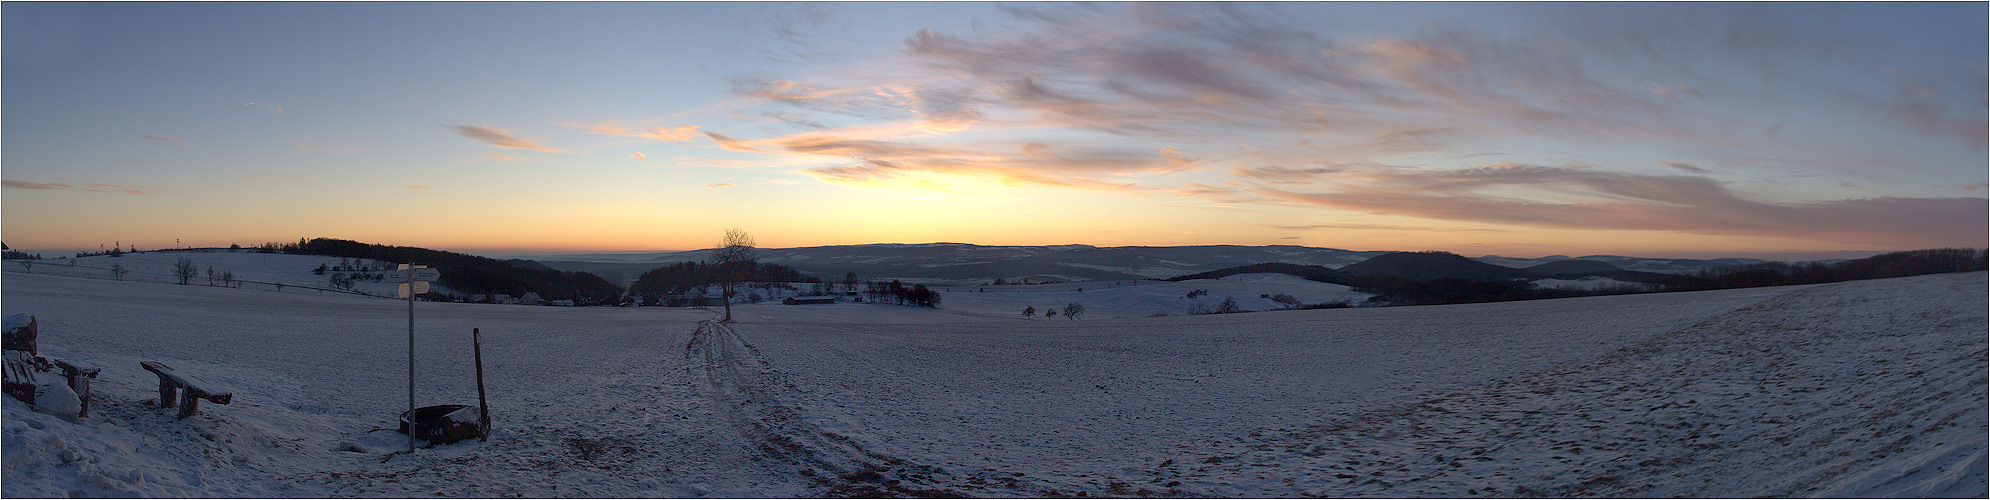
<box><xmin>707</xmin><ymin>126</ymin><xmax>1179</xmax><ymax>193</ymax></box>
<box><xmin>450</xmin><ymin>125</ymin><xmax>567</xmax><ymax>153</ymax></box>
<box><xmin>572</xmin><ymin>123</ymin><xmax>702</xmax><ymax>143</ymax></box>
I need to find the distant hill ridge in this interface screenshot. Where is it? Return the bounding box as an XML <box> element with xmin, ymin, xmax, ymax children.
<box><xmin>1163</xmin><ymin>263</ymin><xmax>1355</xmax><ymax>285</ymax></box>
<box><xmin>528</xmin><ymin>244</ymin><xmax>1778</xmax><ymax>283</ymax></box>
<box><xmin>1337</xmin><ymin>251</ymin><xmax>1541</xmax><ymax>281</ymax></box>
<box><xmin>1524</xmin><ymin>259</ymin><xmax>1621</xmax><ymax>275</ymax></box>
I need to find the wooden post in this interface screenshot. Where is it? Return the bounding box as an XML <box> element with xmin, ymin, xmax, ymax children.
<box><xmin>473</xmin><ymin>328</ymin><xmax>489</xmax><ymax>440</ymax></box>
<box><xmin>157</xmin><ymin>378</ymin><xmax>178</xmax><ymax>409</ymax></box>
<box><xmin>177</xmin><ymin>392</ymin><xmax>200</xmax><ymax>419</ymax></box>
<box><xmin>405</xmin><ymin>264</ymin><xmax>416</xmax><ymax>453</ymax></box>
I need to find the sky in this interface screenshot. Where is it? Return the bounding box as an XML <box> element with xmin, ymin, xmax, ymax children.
<box><xmin>3</xmin><ymin>2</ymin><xmax>1985</xmax><ymax>260</ymax></box>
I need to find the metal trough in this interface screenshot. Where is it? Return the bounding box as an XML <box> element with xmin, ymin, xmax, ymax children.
<box><xmin>397</xmin><ymin>404</ymin><xmax>488</xmax><ymax>445</ymax></box>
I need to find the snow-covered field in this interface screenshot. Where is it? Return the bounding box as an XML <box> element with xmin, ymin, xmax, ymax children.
<box><xmin>2</xmin><ymin>260</ymin><xmax>1983</xmax><ymax>497</ymax></box>
<box><xmin>7</xmin><ymin>250</ymin><xmax>411</xmax><ymax>298</ymax></box>
<box><xmin>931</xmin><ymin>273</ymin><xmax>1372</xmax><ymax>319</ymax></box>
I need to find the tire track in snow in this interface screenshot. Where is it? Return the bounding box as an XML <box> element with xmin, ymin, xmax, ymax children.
<box><xmin>688</xmin><ymin>320</ymin><xmax>990</xmax><ymax>497</ymax></box>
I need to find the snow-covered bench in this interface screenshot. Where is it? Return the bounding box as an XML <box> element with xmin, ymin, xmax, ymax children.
<box><xmin>51</xmin><ymin>359</ymin><xmax>98</xmax><ymax>416</ymax></box>
<box><xmin>4</xmin><ymin>314</ymin><xmax>98</xmax><ymax>417</ymax></box>
<box><xmin>139</xmin><ymin>361</ymin><xmax>232</xmax><ymax>419</ymax></box>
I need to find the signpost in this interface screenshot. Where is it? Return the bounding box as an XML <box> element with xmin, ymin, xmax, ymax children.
<box><xmin>396</xmin><ymin>264</ymin><xmax>439</xmax><ymax>453</ymax></box>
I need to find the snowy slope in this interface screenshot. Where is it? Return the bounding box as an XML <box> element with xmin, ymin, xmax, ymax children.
<box><xmin>7</xmin><ymin>250</ymin><xmax>410</xmax><ymax>297</ymax></box>
<box><xmin>3</xmin><ymin>268</ymin><xmax>1983</xmax><ymax>497</ymax></box>
<box><xmin>930</xmin><ymin>273</ymin><xmax>1372</xmax><ymax>319</ymax></box>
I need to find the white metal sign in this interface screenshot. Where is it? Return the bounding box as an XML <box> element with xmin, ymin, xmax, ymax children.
<box><xmin>396</xmin><ymin>282</ymin><xmax>431</xmax><ymax>297</ymax></box>
<box><xmin>391</xmin><ymin>268</ymin><xmax>443</xmax><ymax>282</ymax></box>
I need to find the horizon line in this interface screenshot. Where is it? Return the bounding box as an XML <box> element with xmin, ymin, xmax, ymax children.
<box><xmin>5</xmin><ymin>240</ymin><xmax>1940</xmax><ymax>263</ymax></box>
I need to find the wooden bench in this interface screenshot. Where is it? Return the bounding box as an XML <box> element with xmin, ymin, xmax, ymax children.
<box><xmin>140</xmin><ymin>361</ymin><xmax>232</xmax><ymax>419</ymax></box>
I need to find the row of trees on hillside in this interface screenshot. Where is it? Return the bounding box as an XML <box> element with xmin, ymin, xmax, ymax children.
<box><xmin>628</xmin><ymin>230</ymin><xmax>948</xmax><ymax>316</ymax></box>
<box><xmin>1350</xmin><ymin>248</ymin><xmax>1988</xmax><ymax>306</ymax></box>
<box><xmin>1657</xmin><ymin>248</ymin><xmax>1988</xmax><ymax>291</ymax></box>
<box><xmin>1022</xmin><ymin>303</ymin><xmax>1084</xmax><ymax>319</ymax></box>
<box><xmin>255</xmin><ymin>237</ymin><xmax>623</xmax><ymax>303</ymax></box>
<box><xmin>170</xmin><ymin>257</ymin><xmax>243</xmax><ymax>287</ymax></box>
<box><xmin>864</xmin><ymin>280</ymin><xmax>941</xmax><ymax>308</ymax></box>
<box><xmin>628</xmin><ymin>261</ymin><xmax>819</xmax><ymax>297</ymax></box>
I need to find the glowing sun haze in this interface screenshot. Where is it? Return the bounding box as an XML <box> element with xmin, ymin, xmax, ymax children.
<box><xmin>4</xmin><ymin>2</ymin><xmax>1984</xmax><ymax>259</ymax></box>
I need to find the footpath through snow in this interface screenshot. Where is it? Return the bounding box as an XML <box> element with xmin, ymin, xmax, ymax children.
<box><xmin>2</xmin><ymin>269</ymin><xmax>1984</xmax><ymax>497</ymax></box>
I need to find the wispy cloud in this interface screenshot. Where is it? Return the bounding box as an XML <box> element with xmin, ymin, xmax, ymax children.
<box><xmin>708</xmin><ymin>3</ymin><xmax>1742</xmax><ymax>193</ymax></box>
<box><xmin>1658</xmin><ymin>160</ymin><xmax>1713</xmax><ymax>174</ymax></box>
<box><xmin>140</xmin><ymin>135</ymin><xmax>182</xmax><ymax>143</ymax></box>
<box><xmin>473</xmin><ymin>152</ymin><xmax>533</xmax><ymax>162</ymax></box>
<box><xmin>571</xmin><ymin>123</ymin><xmax>703</xmax><ymax>143</ymax></box>
<box><xmin>1267</xmin><ymin>223</ymin><xmax>1503</xmax><ymax>233</ymax></box>
<box><xmin>1233</xmin><ymin>163</ymin><xmax>1986</xmax><ymax>248</ymax></box>
<box><xmin>408</xmin><ymin>185</ymin><xmax>433</xmax><ymax>190</ymax></box>
<box><xmin>3</xmin><ymin>180</ymin><xmax>70</xmax><ymax>190</ymax></box>
<box><xmin>680</xmin><ymin>2</ymin><xmax>1983</xmax><ymax>248</ymax></box>
<box><xmin>630</xmin><ymin>152</ymin><xmax>648</xmax><ymax>162</ymax></box>
<box><xmin>449</xmin><ymin>125</ymin><xmax>567</xmax><ymax>153</ymax></box>
<box><xmin>242</xmin><ymin>101</ymin><xmax>284</xmax><ymax>116</ymax></box>
<box><xmin>707</xmin><ymin>128</ymin><xmax>1177</xmax><ymax>192</ymax></box>
<box><xmin>4</xmin><ymin>180</ymin><xmax>167</xmax><ymax>195</ymax></box>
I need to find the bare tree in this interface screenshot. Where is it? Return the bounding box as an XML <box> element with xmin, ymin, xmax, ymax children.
<box><xmin>110</xmin><ymin>263</ymin><xmax>127</xmax><ymax>281</ymax></box>
<box><xmin>711</xmin><ymin>228</ymin><xmax>757</xmax><ymax>322</ymax></box>
<box><xmin>1062</xmin><ymin>302</ymin><xmax>1085</xmax><ymax>320</ymax></box>
<box><xmin>173</xmin><ymin>257</ymin><xmax>199</xmax><ymax>285</ymax></box>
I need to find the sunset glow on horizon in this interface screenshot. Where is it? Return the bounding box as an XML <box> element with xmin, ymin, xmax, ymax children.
<box><xmin>4</xmin><ymin>2</ymin><xmax>1984</xmax><ymax>260</ymax></box>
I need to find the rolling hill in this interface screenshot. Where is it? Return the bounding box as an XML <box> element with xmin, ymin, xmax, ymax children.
<box><xmin>535</xmin><ymin>243</ymin><xmax>1394</xmax><ymax>283</ymax></box>
<box><xmin>1336</xmin><ymin>251</ymin><xmax>1541</xmax><ymax>281</ymax></box>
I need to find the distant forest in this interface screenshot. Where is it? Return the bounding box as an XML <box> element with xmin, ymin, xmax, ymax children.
<box><xmin>1174</xmin><ymin>248</ymin><xmax>1989</xmax><ymax>307</ymax></box>
<box><xmin>1377</xmin><ymin>248</ymin><xmax>1986</xmax><ymax>306</ymax></box>
<box><xmin>257</xmin><ymin>238</ymin><xmax>624</xmax><ymax>304</ymax></box>
<box><xmin>1657</xmin><ymin>248</ymin><xmax>1989</xmax><ymax>292</ymax></box>
<box><xmin>627</xmin><ymin>260</ymin><xmax>819</xmax><ymax>302</ymax></box>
